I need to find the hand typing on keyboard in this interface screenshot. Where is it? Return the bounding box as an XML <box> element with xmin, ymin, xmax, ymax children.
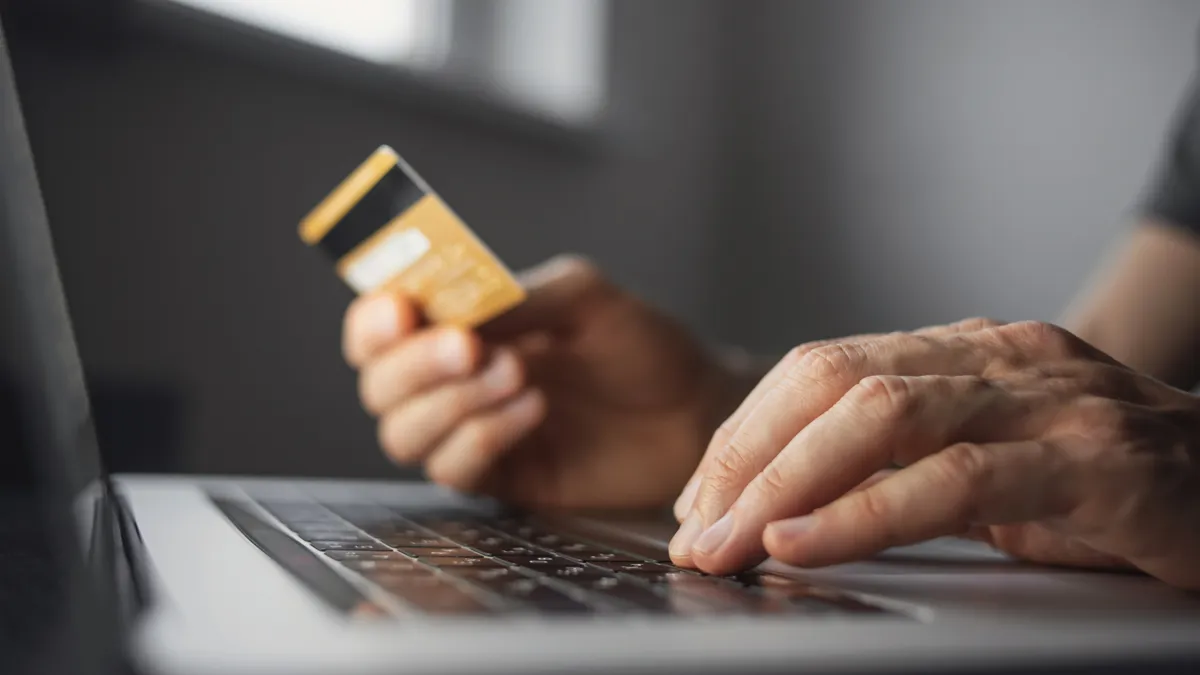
<box><xmin>342</xmin><ymin>255</ymin><xmax>758</xmax><ymax>510</ymax></box>
<box><xmin>345</xmin><ymin>256</ymin><xmax>1200</xmax><ymax>591</ymax></box>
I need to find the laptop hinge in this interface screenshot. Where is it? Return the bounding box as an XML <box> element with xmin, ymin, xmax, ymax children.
<box><xmin>93</xmin><ymin>479</ymin><xmax>153</xmax><ymax>618</ymax></box>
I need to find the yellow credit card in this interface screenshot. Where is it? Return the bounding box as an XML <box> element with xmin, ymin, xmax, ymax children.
<box><xmin>299</xmin><ymin>146</ymin><xmax>526</xmax><ymax>328</ymax></box>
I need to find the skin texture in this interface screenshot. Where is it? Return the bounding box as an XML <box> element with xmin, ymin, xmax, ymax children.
<box><xmin>344</xmin><ymin>255</ymin><xmax>754</xmax><ymax>510</ymax></box>
<box><xmin>668</xmin><ymin>318</ymin><xmax>1200</xmax><ymax>590</ymax></box>
<box><xmin>344</xmin><ymin>220</ymin><xmax>1200</xmax><ymax>591</ymax></box>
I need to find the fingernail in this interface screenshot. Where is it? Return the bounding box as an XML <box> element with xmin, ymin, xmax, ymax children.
<box><xmin>483</xmin><ymin>352</ymin><xmax>519</xmax><ymax>392</ymax></box>
<box><xmin>693</xmin><ymin>512</ymin><xmax>734</xmax><ymax>556</ymax></box>
<box><xmin>438</xmin><ymin>331</ymin><xmax>472</xmax><ymax>373</ymax></box>
<box><xmin>673</xmin><ymin>476</ymin><xmax>700</xmax><ymax>520</ymax></box>
<box><xmin>362</xmin><ymin>296</ymin><xmax>398</xmax><ymax>342</ymax></box>
<box><xmin>669</xmin><ymin>512</ymin><xmax>703</xmax><ymax>559</ymax></box>
<box><xmin>768</xmin><ymin>515</ymin><xmax>817</xmax><ymax>540</ymax></box>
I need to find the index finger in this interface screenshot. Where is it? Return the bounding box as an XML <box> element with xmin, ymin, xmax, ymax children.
<box><xmin>343</xmin><ymin>293</ymin><xmax>420</xmax><ymax>368</ymax></box>
<box><xmin>673</xmin><ymin>319</ymin><xmax>1002</xmax><ymax>521</ymax></box>
<box><xmin>686</xmin><ymin>374</ymin><xmax>1023</xmax><ymax>573</ymax></box>
<box><xmin>673</xmin><ymin>323</ymin><xmax>1005</xmax><ymax>565</ymax></box>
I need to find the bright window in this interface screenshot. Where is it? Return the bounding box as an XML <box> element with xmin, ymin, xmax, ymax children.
<box><xmin>150</xmin><ymin>0</ymin><xmax>608</xmax><ymax>126</ymax></box>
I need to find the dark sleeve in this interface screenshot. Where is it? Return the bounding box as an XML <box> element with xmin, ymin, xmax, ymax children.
<box><xmin>1140</xmin><ymin>72</ymin><xmax>1200</xmax><ymax>235</ymax></box>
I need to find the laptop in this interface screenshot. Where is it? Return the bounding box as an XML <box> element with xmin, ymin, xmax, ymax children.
<box><xmin>3</xmin><ymin>17</ymin><xmax>1200</xmax><ymax>675</ymax></box>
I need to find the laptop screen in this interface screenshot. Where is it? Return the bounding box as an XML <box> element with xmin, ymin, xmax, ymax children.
<box><xmin>0</xmin><ymin>14</ymin><xmax>125</xmax><ymax>675</ymax></box>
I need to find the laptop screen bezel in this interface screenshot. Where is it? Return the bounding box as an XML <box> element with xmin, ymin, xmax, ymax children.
<box><xmin>0</xmin><ymin>12</ymin><xmax>132</xmax><ymax>674</ymax></box>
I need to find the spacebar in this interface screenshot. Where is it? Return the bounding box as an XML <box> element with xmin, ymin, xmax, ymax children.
<box><xmin>210</xmin><ymin>497</ymin><xmax>386</xmax><ymax>616</ymax></box>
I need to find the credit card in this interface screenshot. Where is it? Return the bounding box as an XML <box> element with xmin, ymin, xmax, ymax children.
<box><xmin>299</xmin><ymin>146</ymin><xmax>526</xmax><ymax>327</ymax></box>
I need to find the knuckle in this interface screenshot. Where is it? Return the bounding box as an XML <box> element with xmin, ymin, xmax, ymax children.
<box><xmin>707</xmin><ymin>442</ymin><xmax>755</xmax><ymax>492</ymax></box>
<box><xmin>956</xmin><ymin>317</ymin><xmax>1003</xmax><ymax>332</ymax></box>
<box><xmin>755</xmin><ymin>462</ymin><xmax>792</xmax><ymax>501</ymax></box>
<box><xmin>787</xmin><ymin>342</ymin><xmax>861</xmax><ymax>388</ymax></box>
<box><xmin>935</xmin><ymin>443</ymin><xmax>990</xmax><ymax>501</ymax></box>
<box><xmin>851</xmin><ymin>488</ymin><xmax>899</xmax><ymax>547</ymax></box>
<box><xmin>780</xmin><ymin>344</ymin><xmax>813</xmax><ymax>371</ymax></box>
<box><xmin>1005</xmin><ymin>320</ymin><xmax>1079</xmax><ymax>358</ymax></box>
<box><xmin>849</xmin><ymin>375</ymin><xmax>916</xmax><ymax>423</ymax></box>
<box><xmin>1068</xmin><ymin>396</ymin><xmax>1131</xmax><ymax>442</ymax></box>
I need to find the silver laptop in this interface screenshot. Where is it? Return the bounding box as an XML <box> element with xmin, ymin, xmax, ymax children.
<box><xmin>3</xmin><ymin>18</ymin><xmax>1200</xmax><ymax>675</ymax></box>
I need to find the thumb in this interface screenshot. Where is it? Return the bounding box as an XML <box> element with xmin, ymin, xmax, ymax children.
<box><xmin>482</xmin><ymin>254</ymin><xmax>613</xmax><ymax>339</ymax></box>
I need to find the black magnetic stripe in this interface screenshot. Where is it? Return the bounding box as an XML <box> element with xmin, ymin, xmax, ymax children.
<box><xmin>210</xmin><ymin>497</ymin><xmax>380</xmax><ymax>615</ymax></box>
<box><xmin>317</xmin><ymin>163</ymin><xmax>425</xmax><ymax>260</ymax></box>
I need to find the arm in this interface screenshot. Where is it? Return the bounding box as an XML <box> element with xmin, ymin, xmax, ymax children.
<box><xmin>1061</xmin><ymin>220</ymin><xmax>1200</xmax><ymax>389</ymax></box>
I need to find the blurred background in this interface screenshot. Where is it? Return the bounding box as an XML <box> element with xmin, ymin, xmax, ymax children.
<box><xmin>2</xmin><ymin>0</ymin><xmax>1198</xmax><ymax>479</ymax></box>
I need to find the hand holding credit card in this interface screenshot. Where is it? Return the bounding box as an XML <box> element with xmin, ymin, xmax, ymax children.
<box><xmin>299</xmin><ymin>145</ymin><xmax>526</xmax><ymax>327</ymax></box>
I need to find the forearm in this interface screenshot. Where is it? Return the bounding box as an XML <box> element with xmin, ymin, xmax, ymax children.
<box><xmin>1061</xmin><ymin>220</ymin><xmax>1200</xmax><ymax>389</ymax></box>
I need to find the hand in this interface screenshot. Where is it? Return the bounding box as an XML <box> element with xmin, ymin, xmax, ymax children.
<box><xmin>669</xmin><ymin>319</ymin><xmax>1200</xmax><ymax>590</ymax></box>
<box><xmin>343</xmin><ymin>255</ymin><xmax>744</xmax><ymax>509</ymax></box>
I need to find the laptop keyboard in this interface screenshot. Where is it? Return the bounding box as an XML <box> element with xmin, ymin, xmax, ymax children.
<box><xmin>248</xmin><ymin>499</ymin><xmax>894</xmax><ymax>618</ymax></box>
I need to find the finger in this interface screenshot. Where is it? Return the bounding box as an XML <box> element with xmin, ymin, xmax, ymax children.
<box><xmin>763</xmin><ymin>440</ymin><xmax>1073</xmax><ymax>569</ymax></box>
<box><xmin>481</xmin><ymin>255</ymin><xmax>613</xmax><ymax>339</ymax></box>
<box><xmin>673</xmin><ymin>336</ymin><xmax>883</xmax><ymax>522</ymax></box>
<box><xmin>673</xmin><ymin>331</ymin><xmax>1003</xmax><ymax>567</ymax></box>
<box><xmin>343</xmin><ymin>293</ymin><xmax>419</xmax><ymax>368</ymax></box>
<box><xmin>376</xmin><ymin>349</ymin><xmax>525</xmax><ymax>465</ymax></box>
<box><xmin>424</xmin><ymin>389</ymin><xmax>547</xmax><ymax>493</ymax></box>
<box><xmin>985</xmin><ymin>524</ymin><xmax>1133</xmax><ymax>570</ymax></box>
<box><xmin>685</xmin><ymin>374</ymin><xmax>1033</xmax><ymax>573</ymax></box>
<box><xmin>671</xmin><ymin>319</ymin><xmax>1001</xmax><ymax>521</ymax></box>
<box><xmin>848</xmin><ymin>469</ymin><xmax>897</xmax><ymax>494</ymax></box>
<box><xmin>357</xmin><ymin>327</ymin><xmax>482</xmax><ymax>415</ymax></box>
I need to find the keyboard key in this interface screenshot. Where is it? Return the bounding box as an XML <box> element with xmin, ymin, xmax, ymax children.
<box><xmin>439</xmin><ymin>566</ymin><xmax>525</xmax><ymax>582</ymax></box>
<box><xmin>323</xmin><ymin>550</ymin><xmax>403</xmax><ymax>561</ymax></box>
<box><xmin>493</xmin><ymin>522</ymin><xmax>554</xmax><ymax>541</ymax></box>
<box><xmin>499</xmin><ymin>555</ymin><xmax>575</xmax><ymax>568</ymax></box>
<box><xmin>361</xmin><ymin>526</ymin><xmax>427</xmax><ymax>538</ymax></box>
<box><xmin>582</xmin><ymin>577</ymin><xmax>670</xmax><ymax>610</ymax></box>
<box><xmin>278</xmin><ymin>517</ymin><xmax>343</xmax><ymax>528</ymax></box>
<box><xmin>377</xmin><ymin>535</ymin><xmax>455</xmax><ymax>548</ymax></box>
<box><xmin>487</xmin><ymin>545</ymin><xmax>543</xmax><ymax>557</ymax></box>
<box><xmin>543</xmin><ymin>565</ymin><xmax>612</xmax><ymax>581</ymax></box>
<box><xmin>397</xmin><ymin>546</ymin><xmax>478</xmax><ymax>558</ymax></box>
<box><xmin>572</xmin><ymin>551</ymin><xmax>646</xmax><ymax>563</ymax></box>
<box><xmin>549</xmin><ymin>541</ymin><xmax>610</xmax><ymax>556</ymax></box>
<box><xmin>589</xmin><ymin>561</ymin><xmax>676</xmax><ymax>573</ymax></box>
<box><xmin>292</xmin><ymin>532</ymin><xmax>369</xmax><ymax>543</ymax></box>
<box><xmin>463</xmin><ymin>534</ymin><xmax>509</xmax><ymax>547</ymax></box>
<box><xmin>616</xmin><ymin>570</ymin><xmax>701</xmax><ymax>585</ymax></box>
<box><xmin>418</xmin><ymin>556</ymin><xmax>506</xmax><ymax>568</ymax></box>
<box><xmin>309</xmin><ymin>541</ymin><xmax>389</xmax><ymax>552</ymax></box>
<box><xmin>339</xmin><ymin>558</ymin><xmax>424</xmax><ymax>573</ymax></box>
<box><xmin>587</xmin><ymin>578</ymin><xmax>718</xmax><ymax>615</ymax></box>
<box><xmin>435</xmin><ymin>526</ymin><xmax>492</xmax><ymax>542</ymax></box>
<box><xmin>413</xmin><ymin>520</ymin><xmax>486</xmax><ymax>537</ymax></box>
<box><xmin>496</xmin><ymin>579</ymin><xmax>593</xmax><ymax>614</ymax></box>
<box><xmin>527</xmin><ymin>532</ymin><xmax>575</xmax><ymax>547</ymax></box>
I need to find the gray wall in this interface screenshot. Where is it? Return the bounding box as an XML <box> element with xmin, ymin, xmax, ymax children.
<box><xmin>12</xmin><ymin>0</ymin><xmax>1200</xmax><ymax>476</ymax></box>
<box><xmin>13</xmin><ymin>0</ymin><xmax>729</xmax><ymax>477</ymax></box>
<box><xmin>726</xmin><ymin>0</ymin><xmax>1200</xmax><ymax>352</ymax></box>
